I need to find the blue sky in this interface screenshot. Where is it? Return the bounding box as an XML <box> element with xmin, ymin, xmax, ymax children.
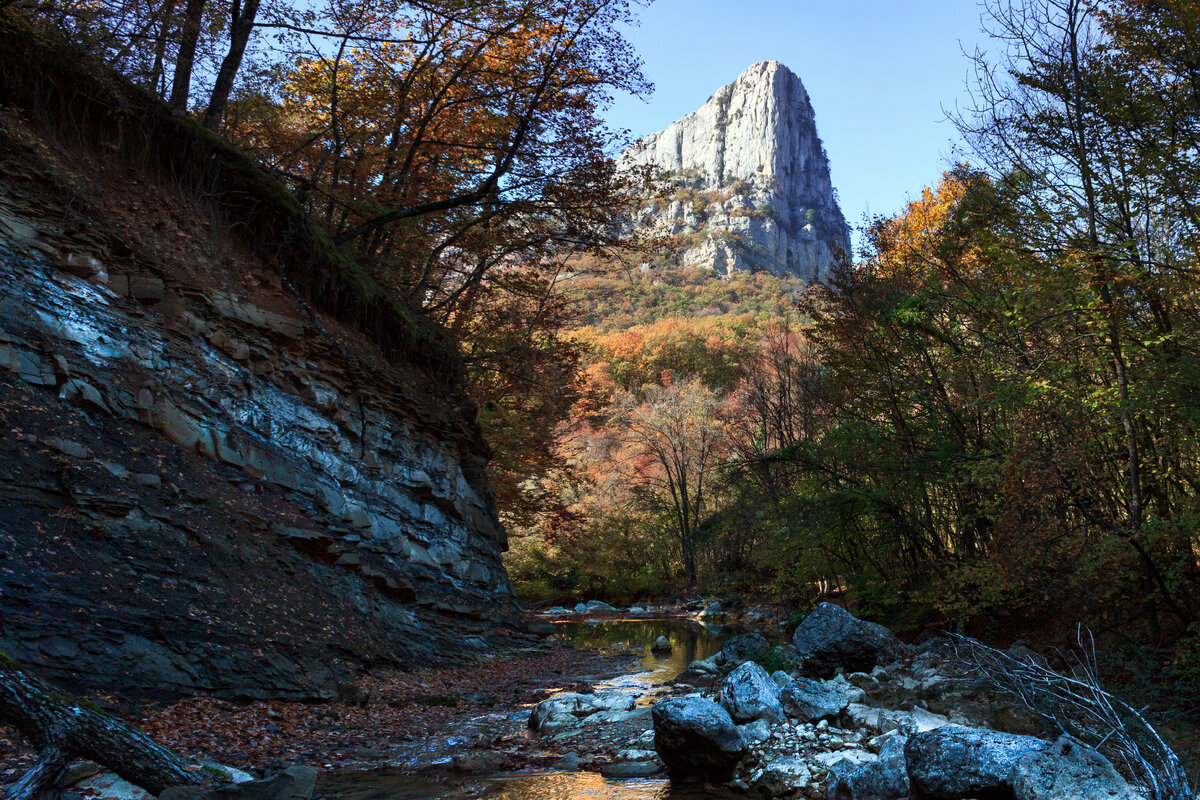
<box><xmin>605</xmin><ymin>0</ymin><xmax>991</xmax><ymax>255</ymax></box>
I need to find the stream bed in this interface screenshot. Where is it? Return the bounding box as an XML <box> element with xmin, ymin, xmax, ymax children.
<box><xmin>318</xmin><ymin>616</ymin><xmax>737</xmax><ymax>800</ymax></box>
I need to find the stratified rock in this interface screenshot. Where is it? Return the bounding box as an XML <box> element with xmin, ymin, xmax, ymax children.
<box><xmin>722</xmin><ymin>632</ymin><xmax>770</xmax><ymax>664</ymax></box>
<box><xmin>621</xmin><ymin>61</ymin><xmax>850</xmax><ymax>281</ymax></box>
<box><xmin>719</xmin><ymin>661</ymin><xmax>785</xmax><ymax>724</ymax></box>
<box><xmin>792</xmin><ymin>603</ymin><xmax>904</xmax><ymax>677</ymax></box>
<box><xmin>652</xmin><ymin>696</ymin><xmax>747</xmax><ymax>782</ymax></box>
<box><xmin>755</xmin><ymin>755</ymin><xmax>812</xmax><ymax>797</ymax></box>
<box><xmin>827</xmin><ymin>734</ymin><xmax>909</xmax><ymax>800</ymax></box>
<box><xmin>1011</xmin><ymin>736</ymin><xmax>1147</xmax><ymax>800</ymax></box>
<box><xmin>779</xmin><ymin>676</ymin><xmax>851</xmax><ymax>721</ymax></box>
<box><xmin>904</xmin><ymin>725</ymin><xmax>1050</xmax><ymax>800</ymax></box>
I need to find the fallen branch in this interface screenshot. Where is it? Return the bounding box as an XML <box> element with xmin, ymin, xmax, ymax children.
<box><xmin>949</xmin><ymin>630</ymin><xmax>1192</xmax><ymax>800</ymax></box>
<box><xmin>0</xmin><ymin>652</ymin><xmax>203</xmax><ymax>800</ymax></box>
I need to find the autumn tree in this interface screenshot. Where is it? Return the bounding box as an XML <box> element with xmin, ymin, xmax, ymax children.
<box><xmin>613</xmin><ymin>377</ymin><xmax>727</xmax><ymax>585</ymax></box>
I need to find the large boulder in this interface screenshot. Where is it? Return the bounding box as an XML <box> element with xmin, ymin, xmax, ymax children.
<box><xmin>722</xmin><ymin>632</ymin><xmax>770</xmax><ymax>664</ymax></box>
<box><xmin>652</xmin><ymin>696</ymin><xmax>747</xmax><ymax>782</ymax></box>
<box><xmin>779</xmin><ymin>676</ymin><xmax>851</xmax><ymax>721</ymax></box>
<box><xmin>827</xmin><ymin>735</ymin><xmax>910</xmax><ymax>800</ymax></box>
<box><xmin>1011</xmin><ymin>736</ymin><xmax>1147</xmax><ymax>800</ymax></box>
<box><xmin>585</xmin><ymin>599</ymin><xmax>618</xmax><ymax>613</ymax></box>
<box><xmin>528</xmin><ymin>692</ymin><xmax>635</xmax><ymax>733</ymax></box>
<box><xmin>792</xmin><ymin>603</ymin><xmax>904</xmax><ymax>677</ymax></box>
<box><xmin>718</xmin><ymin>661</ymin><xmax>785</xmax><ymax>724</ymax></box>
<box><xmin>904</xmin><ymin>725</ymin><xmax>1050</xmax><ymax>800</ymax></box>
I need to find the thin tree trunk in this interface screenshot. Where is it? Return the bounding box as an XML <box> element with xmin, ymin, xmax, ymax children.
<box><xmin>0</xmin><ymin>655</ymin><xmax>201</xmax><ymax>800</ymax></box>
<box><xmin>169</xmin><ymin>0</ymin><xmax>206</xmax><ymax>110</ymax></box>
<box><xmin>202</xmin><ymin>0</ymin><xmax>261</xmax><ymax>129</ymax></box>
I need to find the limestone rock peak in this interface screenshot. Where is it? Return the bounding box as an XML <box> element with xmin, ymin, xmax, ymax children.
<box><xmin>622</xmin><ymin>61</ymin><xmax>850</xmax><ymax>280</ymax></box>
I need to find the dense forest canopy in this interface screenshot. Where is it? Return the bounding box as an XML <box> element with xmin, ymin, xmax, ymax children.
<box><xmin>10</xmin><ymin>0</ymin><xmax>1200</xmax><ymax>673</ymax></box>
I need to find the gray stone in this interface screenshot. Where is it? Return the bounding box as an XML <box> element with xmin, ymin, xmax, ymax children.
<box><xmin>845</xmin><ymin>704</ymin><xmax>949</xmax><ymax>735</ymax></box>
<box><xmin>826</xmin><ymin>734</ymin><xmax>909</xmax><ymax>800</ymax></box>
<box><xmin>585</xmin><ymin>599</ymin><xmax>617</xmax><ymax>613</ymax></box>
<box><xmin>43</xmin><ymin>436</ymin><xmax>90</xmax><ymax>459</ymax></box>
<box><xmin>60</xmin><ymin>252</ymin><xmax>104</xmax><ymax>279</ymax></box>
<box><xmin>754</xmin><ymin>755</ymin><xmax>811</xmax><ymax>797</ymax></box>
<box><xmin>130</xmin><ymin>276</ymin><xmax>165</xmax><ymax>305</ymax></box>
<box><xmin>780</xmin><ymin>676</ymin><xmax>850</xmax><ymax>721</ymax></box>
<box><xmin>529</xmin><ymin>692</ymin><xmax>634</xmax><ymax>733</ymax></box>
<box><xmin>1011</xmin><ymin>736</ymin><xmax>1146</xmax><ymax>800</ymax></box>
<box><xmin>600</xmin><ymin>761</ymin><xmax>661</xmax><ymax>779</ymax></box>
<box><xmin>620</xmin><ymin>61</ymin><xmax>850</xmax><ymax>282</ymax></box>
<box><xmin>574</xmin><ymin>603</ymin><xmax>587</xmax><ymax>614</ymax></box>
<box><xmin>652</xmin><ymin>696</ymin><xmax>746</xmax><ymax>782</ymax></box>
<box><xmin>905</xmin><ymin>725</ymin><xmax>1050</xmax><ymax>800</ymax></box>
<box><xmin>772</xmin><ymin>670</ymin><xmax>793</xmax><ymax>688</ymax></box>
<box><xmin>737</xmin><ymin>718</ymin><xmax>773</xmax><ymax>744</ymax></box>
<box><xmin>792</xmin><ymin>603</ymin><xmax>904</xmax><ymax>677</ymax></box>
<box><xmin>161</xmin><ymin>767</ymin><xmax>316</xmax><ymax>800</ymax></box>
<box><xmin>722</xmin><ymin>632</ymin><xmax>770</xmax><ymax>664</ymax></box>
<box><xmin>719</xmin><ymin>661</ymin><xmax>785</xmax><ymax>724</ymax></box>
<box><xmin>651</xmin><ymin>635</ymin><xmax>672</xmax><ymax>653</ymax></box>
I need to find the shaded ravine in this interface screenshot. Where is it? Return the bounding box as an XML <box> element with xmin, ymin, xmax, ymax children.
<box><xmin>318</xmin><ymin>617</ymin><xmax>736</xmax><ymax>800</ymax></box>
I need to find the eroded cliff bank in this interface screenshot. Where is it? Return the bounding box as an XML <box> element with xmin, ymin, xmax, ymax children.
<box><xmin>0</xmin><ymin>35</ymin><xmax>530</xmax><ymax>700</ymax></box>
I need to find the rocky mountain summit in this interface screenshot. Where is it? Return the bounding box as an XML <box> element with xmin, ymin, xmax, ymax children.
<box><xmin>621</xmin><ymin>61</ymin><xmax>851</xmax><ymax>281</ymax></box>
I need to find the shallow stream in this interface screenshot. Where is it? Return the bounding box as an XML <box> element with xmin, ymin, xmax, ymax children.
<box><xmin>319</xmin><ymin>617</ymin><xmax>736</xmax><ymax>800</ymax></box>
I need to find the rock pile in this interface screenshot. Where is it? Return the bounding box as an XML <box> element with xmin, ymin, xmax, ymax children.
<box><xmin>527</xmin><ymin>602</ymin><xmax>1153</xmax><ymax>799</ymax></box>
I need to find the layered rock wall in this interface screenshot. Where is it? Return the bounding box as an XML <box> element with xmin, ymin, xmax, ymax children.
<box><xmin>0</xmin><ymin>116</ymin><xmax>524</xmax><ymax>700</ymax></box>
<box><xmin>622</xmin><ymin>61</ymin><xmax>851</xmax><ymax>281</ymax></box>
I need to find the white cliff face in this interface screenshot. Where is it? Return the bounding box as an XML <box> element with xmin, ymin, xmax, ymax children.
<box><xmin>622</xmin><ymin>61</ymin><xmax>850</xmax><ymax>281</ymax></box>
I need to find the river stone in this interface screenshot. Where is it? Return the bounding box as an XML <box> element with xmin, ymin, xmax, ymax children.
<box><xmin>600</xmin><ymin>761</ymin><xmax>661</xmax><ymax>779</ymax></box>
<box><xmin>1011</xmin><ymin>736</ymin><xmax>1147</xmax><ymax>800</ymax></box>
<box><xmin>719</xmin><ymin>661</ymin><xmax>785</xmax><ymax>724</ymax></box>
<box><xmin>585</xmin><ymin>599</ymin><xmax>617</xmax><ymax>613</ymax></box>
<box><xmin>737</xmin><ymin>718</ymin><xmax>773</xmax><ymax>744</ymax></box>
<box><xmin>574</xmin><ymin>603</ymin><xmax>587</xmax><ymax>614</ymax></box>
<box><xmin>529</xmin><ymin>692</ymin><xmax>635</xmax><ymax>733</ymax></box>
<box><xmin>651</xmin><ymin>635</ymin><xmax>672</xmax><ymax>653</ymax></box>
<box><xmin>160</xmin><ymin>767</ymin><xmax>317</xmax><ymax>800</ymax></box>
<box><xmin>827</xmin><ymin>734</ymin><xmax>910</xmax><ymax>800</ymax></box>
<box><xmin>755</xmin><ymin>755</ymin><xmax>811</xmax><ymax>797</ymax></box>
<box><xmin>905</xmin><ymin>725</ymin><xmax>1050</xmax><ymax>800</ymax></box>
<box><xmin>792</xmin><ymin>603</ymin><xmax>904</xmax><ymax>677</ymax></box>
<box><xmin>779</xmin><ymin>675</ymin><xmax>850</xmax><ymax>721</ymax></box>
<box><xmin>652</xmin><ymin>696</ymin><xmax>746</xmax><ymax>782</ymax></box>
<box><xmin>722</xmin><ymin>632</ymin><xmax>770</xmax><ymax>664</ymax></box>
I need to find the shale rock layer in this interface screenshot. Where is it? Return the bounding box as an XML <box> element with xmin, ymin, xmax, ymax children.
<box><xmin>0</xmin><ymin>97</ymin><xmax>523</xmax><ymax>700</ymax></box>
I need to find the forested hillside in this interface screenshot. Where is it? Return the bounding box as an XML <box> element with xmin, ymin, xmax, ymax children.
<box><xmin>508</xmin><ymin>0</ymin><xmax>1200</xmax><ymax>685</ymax></box>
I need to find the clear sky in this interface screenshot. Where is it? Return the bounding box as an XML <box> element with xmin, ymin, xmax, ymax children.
<box><xmin>605</xmin><ymin>0</ymin><xmax>991</xmax><ymax>256</ymax></box>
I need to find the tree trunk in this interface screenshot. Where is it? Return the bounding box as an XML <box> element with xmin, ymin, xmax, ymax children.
<box><xmin>169</xmin><ymin>0</ymin><xmax>207</xmax><ymax>110</ymax></box>
<box><xmin>202</xmin><ymin>0</ymin><xmax>261</xmax><ymax>130</ymax></box>
<box><xmin>0</xmin><ymin>654</ymin><xmax>201</xmax><ymax>800</ymax></box>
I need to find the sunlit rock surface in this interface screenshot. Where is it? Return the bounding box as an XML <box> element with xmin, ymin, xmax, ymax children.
<box><xmin>621</xmin><ymin>61</ymin><xmax>851</xmax><ymax>281</ymax></box>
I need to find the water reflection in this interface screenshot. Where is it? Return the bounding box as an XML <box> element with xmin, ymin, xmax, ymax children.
<box><xmin>551</xmin><ymin>618</ymin><xmax>726</xmax><ymax>684</ymax></box>
<box><xmin>321</xmin><ymin>619</ymin><xmax>738</xmax><ymax>800</ymax></box>
<box><xmin>321</xmin><ymin>769</ymin><xmax>737</xmax><ymax>800</ymax></box>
